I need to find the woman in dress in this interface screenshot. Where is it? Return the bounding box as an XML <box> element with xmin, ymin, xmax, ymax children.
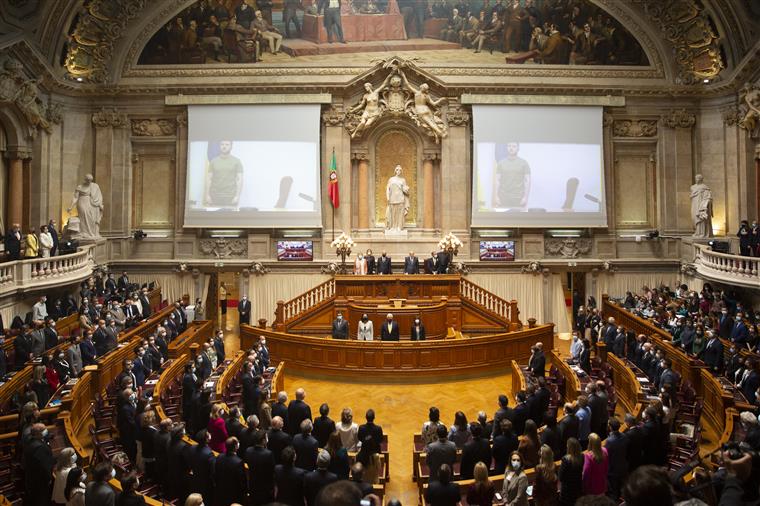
<box><xmin>448</xmin><ymin>410</ymin><xmax>472</xmax><ymax>449</ymax></box>
<box><xmin>581</xmin><ymin>433</ymin><xmax>609</xmax><ymax>496</ymax></box>
<box><xmin>338</xmin><ymin>407</ymin><xmax>359</xmax><ymax>451</ymax></box>
<box><xmin>465</xmin><ymin>461</ymin><xmax>495</xmax><ymax>506</ymax></box>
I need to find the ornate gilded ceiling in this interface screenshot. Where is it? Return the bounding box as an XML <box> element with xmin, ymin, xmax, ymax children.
<box><xmin>0</xmin><ymin>0</ymin><xmax>758</xmax><ymax>92</ymax></box>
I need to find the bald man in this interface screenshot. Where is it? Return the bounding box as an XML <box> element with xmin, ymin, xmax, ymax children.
<box><xmin>380</xmin><ymin>313</ymin><xmax>400</xmax><ymax>341</ymax></box>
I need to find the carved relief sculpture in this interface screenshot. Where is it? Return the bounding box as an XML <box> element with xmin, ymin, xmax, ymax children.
<box><xmin>613</xmin><ymin>119</ymin><xmax>658</xmax><ymax>137</ymax></box>
<box><xmin>739</xmin><ymin>84</ymin><xmax>760</xmax><ymax>135</ymax></box>
<box><xmin>690</xmin><ymin>174</ymin><xmax>713</xmax><ymax>239</ymax></box>
<box><xmin>199</xmin><ymin>239</ymin><xmax>248</xmax><ymax>259</ymax></box>
<box><xmin>545</xmin><ymin>238</ymin><xmax>592</xmax><ymax>258</ymax></box>
<box><xmin>0</xmin><ymin>57</ymin><xmax>57</xmax><ymax>133</ymax></box>
<box><xmin>67</xmin><ymin>174</ymin><xmax>104</xmax><ymax>241</ymax></box>
<box><xmin>131</xmin><ymin>118</ymin><xmax>177</xmax><ymax>136</ymax></box>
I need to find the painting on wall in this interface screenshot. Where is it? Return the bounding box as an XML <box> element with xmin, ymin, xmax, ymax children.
<box><xmin>137</xmin><ymin>0</ymin><xmax>649</xmax><ymax>66</ymax></box>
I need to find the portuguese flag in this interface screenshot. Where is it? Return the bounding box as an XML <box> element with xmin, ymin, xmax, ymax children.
<box><xmin>328</xmin><ymin>148</ymin><xmax>340</xmax><ymax>208</ymax></box>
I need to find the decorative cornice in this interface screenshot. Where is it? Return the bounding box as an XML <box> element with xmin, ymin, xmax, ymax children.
<box><xmin>92</xmin><ymin>107</ymin><xmax>129</xmax><ymax>128</ymax></box>
<box><xmin>446</xmin><ymin>107</ymin><xmax>469</xmax><ymax>127</ymax></box>
<box><xmin>661</xmin><ymin>108</ymin><xmax>697</xmax><ymax>129</ymax></box>
<box><xmin>612</xmin><ymin>119</ymin><xmax>658</xmax><ymax>137</ymax></box>
<box><xmin>721</xmin><ymin>105</ymin><xmax>742</xmax><ymax>126</ymax></box>
<box><xmin>603</xmin><ymin>112</ymin><xmax>614</xmax><ymax>128</ymax></box>
<box><xmin>130</xmin><ymin>118</ymin><xmax>177</xmax><ymax>137</ymax></box>
<box><xmin>322</xmin><ymin>107</ymin><xmax>345</xmax><ymax>127</ymax></box>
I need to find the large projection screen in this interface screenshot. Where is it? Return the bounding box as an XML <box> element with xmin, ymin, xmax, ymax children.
<box><xmin>184</xmin><ymin>104</ymin><xmax>321</xmax><ymax>228</ymax></box>
<box><xmin>472</xmin><ymin>105</ymin><xmax>607</xmax><ymax>228</ymax></box>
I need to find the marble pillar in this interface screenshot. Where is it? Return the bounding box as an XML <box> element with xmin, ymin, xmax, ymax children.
<box><xmin>5</xmin><ymin>147</ymin><xmax>31</xmax><ymax>228</ymax></box>
<box><xmin>422</xmin><ymin>156</ymin><xmax>435</xmax><ymax>229</ymax></box>
<box><xmin>659</xmin><ymin>109</ymin><xmax>696</xmax><ymax>235</ymax></box>
<box><xmin>357</xmin><ymin>157</ymin><xmax>370</xmax><ymax>229</ymax></box>
<box><xmin>322</xmin><ymin>107</ymin><xmax>352</xmax><ymax>235</ymax></box>
<box><xmin>440</xmin><ymin>105</ymin><xmax>470</xmax><ymax>234</ymax></box>
<box><xmin>92</xmin><ymin>107</ymin><xmax>131</xmax><ymax>236</ymax></box>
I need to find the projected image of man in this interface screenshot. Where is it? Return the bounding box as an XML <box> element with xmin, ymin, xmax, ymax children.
<box><xmin>495</xmin><ymin>142</ymin><xmax>531</xmax><ymax>208</ymax></box>
<box><xmin>205</xmin><ymin>140</ymin><xmax>243</xmax><ymax>207</ymax></box>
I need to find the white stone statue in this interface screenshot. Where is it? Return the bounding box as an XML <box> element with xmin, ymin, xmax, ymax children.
<box><xmin>399</xmin><ymin>70</ymin><xmax>448</xmax><ymax>143</ymax></box>
<box><xmin>385</xmin><ymin>165</ymin><xmax>410</xmax><ymax>231</ymax></box>
<box><xmin>348</xmin><ymin>74</ymin><xmax>393</xmax><ymax>139</ymax></box>
<box><xmin>68</xmin><ymin>174</ymin><xmax>104</xmax><ymax>240</ymax></box>
<box><xmin>690</xmin><ymin>174</ymin><xmax>713</xmax><ymax>239</ymax></box>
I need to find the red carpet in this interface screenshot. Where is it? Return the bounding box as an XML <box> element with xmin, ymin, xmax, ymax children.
<box><xmin>280</xmin><ymin>38</ymin><xmax>461</xmax><ymax>57</ymax></box>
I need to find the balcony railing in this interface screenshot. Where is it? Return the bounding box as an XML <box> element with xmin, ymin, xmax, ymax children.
<box><xmin>694</xmin><ymin>243</ymin><xmax>760</xmax><ymax>287</ymax></box>
<box><xmin>0</xmin><ymin>246</ymin><xmax>95</xmax><ymax>296</ymax></box>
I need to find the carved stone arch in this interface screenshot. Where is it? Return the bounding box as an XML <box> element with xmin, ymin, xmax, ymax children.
<box><xmin>0</xmin><ymin>105</ymin><xmax>35</xmax><ymax>151</ymax></box>
<box><xmin>366</xmin><ymin>117</ymin><xmax>435</xmax><ymax>229</ymax></box>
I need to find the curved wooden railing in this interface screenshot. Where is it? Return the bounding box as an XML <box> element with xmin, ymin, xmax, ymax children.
<box><xmin>460</xmin><ymin>278</ymin><xmax>521</xmax><ymax>329</ymax></box>
<box><xmin>59</xmin><ymin>369</ymin><xmax>95</xmax><ymax>465</ymax></box>
<box><xmin>0</xmin><ymin>246</ymin><xmax>95</xmax><ymax>297</ymax></box>
<box><xmin>275</xmin><ymin>278</ymin><xmax>336</xmax><ymax>328</ymax></box>
<box><xmin>694</xmin><ymin>243</ymin><xmax>760</xmax><ymax>287</ymax></box>
<box><xmin>167</xmin><ymin>320</ymin><xmax>213</xmax><ymax>359</ymax></box>
<box><xmin>607</xmin><ymin>353</ymin><xmax>646</xmax><ymax>418</ymax></box>
<box><xmin>548</xmin><ymin>349</ymin><xmax>581</xmax><ymax>403</ymax></box>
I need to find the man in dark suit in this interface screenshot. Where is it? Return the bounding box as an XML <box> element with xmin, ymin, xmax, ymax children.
<box><xmin>358</xmin><ymin>409</ymin><xmax>384</xmax><ymax>455</ymax></box>
<box><xmin>293</xmin><ymin>419</ymin><xmax>319</xmax><ymax>471</ymax></box>
<box><xmin>377</xmin><ymin>251</ymin><xmax>392</xmax><ymax>274</ymax></box>
<box><xmin>304</xmin><ymin>450</ymin><xmax>339</xmax><ymax>506</ymax></box>
<box><xmin>350</xmin><ymin>462</ymin><xmax>375</xmax><ymax>497</ymax></box>
<box><xmin>245</xmin><ymin>430</ymin><xmax>276</xmax><ymax>505</ymax></box>
<box><xmin>14</xmin><ymin>326</ymin><xmax>33</xmax><ymax>369</ymax></box>
<box><xmin>132</xmin><ymin>350</ymin><xmax>148</xmax><ymax>388</ymax></box>
<box><xmin>181</xmin><ymin>363</ymin><xmax>197</xmax><ymax>422</ymax></box>
<box><xmin>403</xmin><ymin>251</ymin><xmax>420</xmax><ymax>274</ymax></box>
<box><xmin>92</xmin><ymin>319</ymin><xmax>110</xmax><ymax>356</ymax></box>
<box><xmin>317</xmin><ymin>0</ymin><xmax>346</xmax><ymax>44</ymax></box>
<box><xmin>640</xmin><ymin>407</ymin><xmax>665</xmax><ymax>466</ymax></box>
<box><xmin>492</xmin><ymin>419</ymin><xmax>518</xmax><ymax>474</ymax></box>
<box><xmin>226</xmin><ymin>407</ymin><xmax>244</xmax><ymax>439</ymax></box>
<box><xmin>460</xmin><ymin>422</ymin><xmax>491</xmax><ymax>479</ymax></box>
<box><xmin>313</xmin><ymin>403</ymin><xmax>336</xmax><ymax>448</ymax></box>
<box><xmin>167</xmin><ymin>425</ymin><xmax>191</xmax><ymax>502</ymax></box>
<box><xmin>511</xmin><ymin>391</ymin><xmax>529</xmax><ymax>435</ymax></box>
<box><xmin>139</xmin><ymin>289</ymin><xmax>152</xmax><ymax>318</ymax></box>
<box><xmin>47</xmin><ymin>220</ymin><xmax>59</xmax><ymax>256</ymax></box>
<box><xmin>197</xmin><ymin>343</ymin><xmax>213</xmax><ymax>380</ymax></box>
<box><xmin>424</xmin><ymin>424</ymin><xmax>456</xmax><ymax>482</ymax></box>
<box><xmin>380</xmin><ymin>313</ymin><xmax>400</xmax><ymax>341</ymax></box>
<box><xmin>528</xmin><ymin>342</ymin><xmax>546</xmax><ymax>377</ymax></box>
<box><xmin>492</xmin><ymin>394</ymin><xmax>514</xmax><ymax>437</ymax></box>
<box><xmin>605</xmin><ymin>417</ymin><xmax>628</xmax><ymax>499</ymax></box>
<box><xmin>80</xmin><ymin>330</ymin><xmax>97</xmax><ymax>366</ymax></box>
<box><xmin>42</xmin><ymin>318</ymin><xmax>58</xmax><ymax>351</ymax></box>
<box><xmin>424</xmin><ymin>251</ymin><xmax>439</xmax><ymax>274</ymax></box>
<box><xmin>718</xmin><ymin>309</ymin><xmax>732</xmax><ymax>339</ymax></box>
<box><xmin>702</xmin><ymin>331</ymin><xmax>724</xmax><ymax>373</ymax></box>
<box><xmin>152</xmin><ymin>419</ymin><xmax>173</xmax><ymax>487</ymax></box>
<box><xmin>275</xmin><ymin>446</ymin><xmax>307</xmax><ymax>505</ymax></box>
<box><xmin>331</xmin><ymin>312</ymin><xmax>349</xmax><ymax>339</ymax></box>
<box><xmin>658</xmin><ymin>358</ymin><xmax>679</xmax><ymax>394</ymax></box>
<box><xmin>190</xmin><ymin>429</ymin><xmax>215</xmax><ymax>505</ymax></box>
<box><xmin>364</xmin><ymin>249</ymin><xmax>376</xmax><ymax>274</ymax></box>
<box><xmin>117</xmin><ymin>389</ymin><xmax>139</xmax><ymax>462</ymax></box>
<box><xmin>123</xmin><ymin>299</ymin><xmax>139</xmax><ymax>327</ymax></box>
<box><xmin>558</xmin><ymin>403</ymin><xmax>579</xmax><ymax>455</ymax></box>
<box><xmin>215</xmin><ymin>437</ymin><xmax>246</xmax><ymax>506</ymax></box>
<box><xmin>117</xmin><ymin>271</ymin><xmax>130</xmax><ymax>292</ymax></box>
<box><xmin>241</xmin><ymin>361</ymin><xmax>260</xmax><ymax>418</ymax></box>
<box><xmin>603</xmin><ymin>317</ymin><xmax>617</xmax><ymax>348</ymax></box>
<box><xmin>5</xmin><ymin>223</ymin><xmax>21</xmax><ymax>261</ymax></box>
<box><xmin>534</xmin><ymin>377</ymin><xmax>551</xmax><ymax>417</ymax></box>
<box><xmin>586</xmin><ymin>383</ymin><xmax>606</xmax><ymax>437</ymax></box>
<box><xmin>272</xmin><ymin>391</ymin><xmax>289</xmax><ymax>428</ymax></box>
<box><xmin>238</xmin><ymin>295</ymin><xmax>252</xmax><ymax>326</ymax></box>
<box><xmin>436</xmin><ymin>250</ymin><xmax>450</xmax><ymax>274</ymax></box>
<box><xmin>23</xmin><ymin>423</ymin><xmax>54</xmax><ymax>506</ymax></box>
<box><xmin>410</xmin><ymin>317</ymin><xmax>425</xmax><ymax>341</ymax></box>
<box><xmin>579</xmin><ymin>339</ymin><xmax>592</xmax><ymax>374</ymax></box>
<box><xmin>622</xmin><ymin>413</ymin><xmax>644</xmax><ymax>473</ymax></box>
<box><xmin>105</xmin><ymin>273</ymin><xmax>117</xmax><ymax>295</ymax></box>
<box><xmin>267</xmin><ymin>416</ymin><xmax>292</xmax><ymax>464</ymax></box>
<box><xmin>730</xmin><ymin>313</ymin><xmax>749</xmax><ymax>345</ymax></box>
<box><xmin>287</xmin><ymin>388</ymin><xmax>312</xmax><ymax>435</ymax></box>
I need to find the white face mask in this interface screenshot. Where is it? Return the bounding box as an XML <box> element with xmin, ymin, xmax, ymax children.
<box><xmin>511</xmin><ymin>460</ymin><xmax>521</xmax><ymax>470</ymax></box>
<box><xmin>110</xmin><ymin>468</ymin><xmax>116</xmax><ymax>479</ymax></box>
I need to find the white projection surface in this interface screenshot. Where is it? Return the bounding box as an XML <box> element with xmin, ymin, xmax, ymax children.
<box><xmin>184</xmin><ymin>104</ymin><xmax>321</xmax><ymax>228</ymax></box>
<box><xmin>472</xmin><ymin>105</ymin><xmax>607</xmax><ymax>228</ymax></box>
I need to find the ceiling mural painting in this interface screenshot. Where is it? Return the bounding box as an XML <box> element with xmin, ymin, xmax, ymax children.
<box><xmin>135</xmin><ymin>0</ymin><xmax>649</xmax><ymax>68</ymax></box>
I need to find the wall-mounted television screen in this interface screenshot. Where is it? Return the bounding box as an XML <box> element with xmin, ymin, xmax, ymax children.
<box><xmin>277</xmin><ymin>241</ymin><xmax>314</xmax><ymax>261</ymax></box>
<box><xmin>479</xmin><ymin>241</ymin><xmax>516</xmax><ymax>261</ymax></box>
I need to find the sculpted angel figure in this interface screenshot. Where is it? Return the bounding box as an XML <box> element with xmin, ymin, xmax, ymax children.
<box><xmin>399</xmin><ymin>70</ymin><xmax>448</xmax><ymax>142</ymax></box>
<box><xmin>739</xmin><ymin>86</ymin><xmax>760</xmax><ymax>132</ymax></box>
<box><xmin>348</xmin><ymin>73</ymin><xmax>393</xmax><ymax>138</ymax></box>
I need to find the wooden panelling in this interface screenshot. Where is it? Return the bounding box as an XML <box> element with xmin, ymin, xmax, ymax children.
<box><xmin>132</xmin><ymin>149</ymin><xmax>175</xmax><ymax>229</ymax></box>
<box><xmin>241</xmin><ymin>324</ymin><xmax>554</xmax><ymax>378</ymax></box>
<box><xmin>607</xmin><ymin>353</ymin><xmax>645</xmax><ymax>417</ymax></box>
<box><xmin>168</xmin><ymin>320</ymin><xmax>213</xmax><ymax>359</ymax></box>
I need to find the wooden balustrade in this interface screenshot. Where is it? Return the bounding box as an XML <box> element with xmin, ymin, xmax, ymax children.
<box><xmin>216</xmin><ymin>350</ymin><xmax>246</xmax><ymax>400</ymax></box>
<box><xmin>168</xmin><ymin>320</ymin><xmax>213</xmax><ymax>359</ymax></box>
<box><xmin>510</xmin><ymin>359</ymin><xmax>527</xmax><ymax>404</ymax></box>
<box><xmin>606</xmin><ymin>353</ymin><xmax>646</xmax><ymax>418</ymax></box>
<box><xmin>241</xmin><ymin>324</ymin><xmax>553</xmax><ymax>377</ymax></box>
<box><xmin>153</xmin><ymin>354</ymin><xmax>188</xmax><ymax>423</ymax></box>
<box><xmin>275</xmin><ymin>278</ymin><xmax>336</xmax><ymax>328</ymax></box>
<box><xmin>270</xmin><ymin>361</ymin><xmax>285</xmax><ymax>401</ymax></box>
<box><xmin>459</xmin><ymin>278</ymin><xmax>521</xmax><ymax>329</ymax></box>
<box><xmin>58</xmin><ymin>370</ymin><xmax>95</xmax><ymax>465</ymax></box>
<box><xmin>548</xmin><ymin>350</ymin><xmax>581</xmax><ymax>403</ymax></box>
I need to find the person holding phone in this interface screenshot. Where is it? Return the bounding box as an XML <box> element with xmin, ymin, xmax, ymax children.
<box><xmin>500</xmin><ymin>451</ymin><xmax>529</xmax><ymax>505</ymax></box>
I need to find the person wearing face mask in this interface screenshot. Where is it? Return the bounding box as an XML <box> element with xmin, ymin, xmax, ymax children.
<box><xmin>690</xmin><ymin>324</ymin><xmax>706</xmax><ymax>357</ymax></box>
<box><xmin>354</xmin><ymin>253</ymin><xmax>368</xmax><ymax>275</ymax></box>
<box><xmin>213</xmin><ymin>330</ymin><xmax>226</xmax><ymax>363</ymax></box>
<box><xmin>380</xmin><ymin>313</ymin><xmax>399</xmax><ymax>341</ymax></box>
<box><xmin>64</xmin><ymin>466</ymin><xmax>86</xmax><ymax>506</ymax></box>
<box><xmin>364</xmin><ymin>249</ymin><xmax>376</xmax><ymax>274</ymax></box>
<box><xmin>181</xmin><ymin>362</ymin><xmax>198</xmax><ymax>424</ymax></box>
<box><xmin>357</xmin><ymin>314</ymin><xmax>374</xmax><ymax>341</ymax></box>
<box><xmin>377</xmin><ymin>251</ymin><xmax>392</xmax><ymax>275</ymax></box>
<box><xmin>501</xmin><ymin>451</ymin><xmax>529</xmax><ymax>506</ymax></box>
<box><xmin>238</xmin><ymin>295</ymin><xmax>252</xmax><ymax>326</ymax></box>
<box><xmin>53</xmin><ymin>349</ymin><xmax>71</xmax><ymax>384</ymax></box>
<box><xmin>411</xmin><ymin>317</ymin><xmax>425</xmax><ymax>341</ymax></box>
<box><xmin>33</xmin><ymin>295</ymin><xmax>49</xmax><ymax>323</ymax></box>
<box><xmin>154</xmin><ymin>329</ymin><xmax>170</xmax><ymax>360</ymax></box>
<box><xmin>331</xmin><ymin>312</ymin><xmax>348</xmax><ymax>340</ymax></box>
<box><xmin>84</xmin><ymin>461</ymin><xmax>116</xmax><ymax>506</ymax></box>
<box><xmin>118</xmin><ymin>388</ymin><xmax>139</xmax><ymax>462</ymax></box>
<box><xmin>132</xmin><ymin>348</ymin><xmax>148</xmax><ymax>388</ymax></box>
<box><xmin>167</xmin><ymin>424</ymin><xmax>191</xmax><ymax>502</ymax></box>
<box><xmin>731</xmin><ymin>312</ymin><xmax>750</xmax><ymax>346</ymax></box>
<box><xmin>23</xmin><ymin>423</ymin><xmax>54</xmax><ymax>505</ymax></box>
<box><xmin>52</xmin><ymin>447</ymin><xmax>78</xmax><ymax>505</ymax></box>
<box><xmin>43</xmin><ymin>317</ymin><xmax>59</xmax><ymax>351</ymax></box>
<box><xmin>258</xmin><ymin>336</ymin><xmax>270</xmax><ymax>368</ymax></box>
<box><xmin>115</xmin><ymin>472</ymin><xmax>145</xmax><ymax>506</ymax></box>
<box><xmin>569</xmin><ymin>332</ymin><xmax>582</xmax><ymax>363</ymax></box>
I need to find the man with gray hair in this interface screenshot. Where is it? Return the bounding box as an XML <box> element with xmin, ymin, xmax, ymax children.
<box><xmin>272</xmin><ymin>391</ymin><xmax>289</xmax><ymax>427</ymax></box>
<box><xmin>267</xmin><ymin>415</ymin><xmax>292</xmax><ymax>464</ymax></box>
<box><xmin>293</xmin><ymin>419</ymin><xmax>319</xmax><ymax>471</ymax></box>
<box><xmin>304</xmin><ymin>449</ymin><xmax>338</xmax><ymax>506</ymax></box>
<box><xmin>287</xmin><ymin>388</ymin><xmax>312</xmax><ymax>436</ymax></box>
<box><xmin>380</xmin><ymin>313</ymin><xmax>400</xmax><ymax>341</ymax></box>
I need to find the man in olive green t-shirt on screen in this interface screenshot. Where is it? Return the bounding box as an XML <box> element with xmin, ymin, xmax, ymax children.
<box><xmin>205</xmin><ymin>140</ymin><xmax>244</xmax><ymax>207</ymax></box>
<box><xmin>494</xmin><ymin>142</ymin><xmax>531</xmax><ymax>209</ymax></box>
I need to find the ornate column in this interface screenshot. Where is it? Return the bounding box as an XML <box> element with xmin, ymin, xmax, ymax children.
<box><xmin>5</xmin><ymin>146</ymin><xmax>31</xmax><ymax>229</ymax></box>
<box><xmin>422</xmin><ymin>153</ymin><xmax>437</xmax><ymax>229</ymax></box>
<box><xmin>92</xmin><ymin>107</ymin><xmax>131</xmax><ymax>236</ymax></box>
<box><xmin>659</xmin><ymin>108</ymin><xmax>696</xmax><ymax>235</ymax></box>
<box><xmin>354</xmin><ymin>153</ymin><xmax>370</xmax><ymax>229</ymax></box>
<box><xmin>440</xmin><ymin>103</ymin><xmax>470</xmax><ymax>234</ymax></box>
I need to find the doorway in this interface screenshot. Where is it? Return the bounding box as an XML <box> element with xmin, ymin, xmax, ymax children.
<box><xmin>217</xmin><ymin>271</ymin><xmax>241</xmax><ymax>333</ymax></box>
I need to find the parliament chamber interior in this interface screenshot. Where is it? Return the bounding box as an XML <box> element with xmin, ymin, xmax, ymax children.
<box><xmin>1</xmin><ymin>0</ymin><xmax>760</xmax><ymax>505</ymax></box>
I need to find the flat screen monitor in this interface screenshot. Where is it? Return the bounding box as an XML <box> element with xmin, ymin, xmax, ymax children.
<box><xmin>479</xmin><ymin>241</ymin><xmax>516</xmax><ymax>261</ymax></box>
<box><xmin>277</xmin><ymin>240</ymin><xmax>314</xmax><ymax>261</ymax></box>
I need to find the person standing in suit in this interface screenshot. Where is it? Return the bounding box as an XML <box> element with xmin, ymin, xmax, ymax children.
<box><xmin>436</xmin><ymin>250</ymin><xmax>450</xmax><ymax>274</ymax></box>
<box><xmin>85</xmin><ymin>461</ymin><xmax>116</xmax><ymax>506</ymax></box>
<box><xmin>702</xmin><ymin>330</ymin><xmax>724</xmax><ymax>373</ymax></box>
<box><xmin>424</xmin><ymin>251</ymin><xmax>439</xmax><ymax>274</ymax></box>
<box><xmin>604</xmin><ymin>417</ymin><xmax>628</xmax><ymax>499</ymax></box>
<box><xmin>313</xmin><ymin>403</ymin><xmax>336</xmax><ymax>448</ymax></box>
<box><xmin>241</xmin><ymin>361</ymin><xmax>260</xmax><ymax>418</ymax></box>
<box><xmin>331</xmin><ymin>312</ymin><xmax>348</xmax><ymax>339</ymax></box>
<box><xmin>579</xmin><ymin>339</ymin><xmax>591</xmax><ymax>374</ymax></box>
<box><xmin>267</xmin><ymin>416</ymin><xmax>292</xmax><ymax>465</ymax></box>
<box><xmin>731</xmin><ymin>312</ymin><xmax>749</xmax><ymax>346</ymax></box>
<box><xmin>189</xmin><ymin>430</ymin><xmax>215</xmax><ymax>506</ymax></box>
<box><xmin>287</xmin><ymin>388</ymin><xmax>312</xmax><ymax>436</ymax></box>
<box><xmin>410</xmin><ymin>317</ymin><xmax>425</xmax><ymax>341</ymax></box>
<box><xmin>528</xmin><ymin>342</ymin><xmax>546</xmax><ymax>377</ymax></box>
<box><xmin>117</xmin><ymin>389</ymin><xmax>139</xmax><ymax>462</ymax></box>
<box><xmin>460</xmin><ymin>422</ymin><xmax>492</xmax><ymax>480</ymax></box>
<box><xmin>364</xmin><ymin>249</ymin><xmax>376</xmax><ymax>274</ymax></box>
<box><xmin>292</xmin><ymin>419</ymin><xmax>320</xmax><ymax>471</ymax></box>
<box><xmin>377</xmin><ymin>251</ymin><xmax>392</xmax><ymax>274</ymax></box>
<box><xmin>5</xmin><ymin>223</ymin><xmax>21</xmax><ymax>261</ymax></box>
<box><xmin>23</xmin><ymin>423</ymin><xmax>55</xmax><ymax>506</ymax></box>
<box><xmin>238</xmin><ymin>295</ymin><xmax>251</xmax><ymax>326</ymax></box>
<box><xmin>380</xmin><ymin>313</ymin><xmax>400</xmax><ymax>341</ymax></box>
<box><xmin>245</xmin><ymin>430</ymin><xmax>276</xmax><ymax>505</ymax></box>
<box><xmin>403</xmin><ymin>251</ymin><xmax>420</xmax><ymax>274</ymax></box>
<box><xmin>357</xmin><ymin>314</ymin><xmax>374</xmax><ymax>341</ymax></box>
<box><xmin>425</xmin><ymin>424</ymin><xmax>457</xmax><ymax>483</ymax></box>
<box><xmin>501</xmin><ymin>451</ymin><xmax>529</xmax><ymax>506</ymax></box>
<box><xmin>219</xmin><ymin>282</ymin><xmax>228</xmax><ymax>316</ymax></box>
<box><xmin>304</xmin><ymin>450</ymin><xmax>339</xmax><ymax>506</ymax></box>
<box><xmin>317</xmin><ymin>0</ymin><xmax>346</xmax><ymax>44</ymax></box>
<box><xmin>139</xmin><ymin>289</ymin><xmax>152</xmax><ymax>319</ymax></box>
<box><xmin>47</xmin><ymin>219</ymin><xmax>59</xmax><ymax>256</ymax></box>
<box><xmin>214</xmin><ymin>437</ymin><xmax>246</xmax><ymax>506</ymax></box>
<box><xmin>275</xmin><ymin>445</ymin><xmax>306</xmax><ymax>505</ymax></box>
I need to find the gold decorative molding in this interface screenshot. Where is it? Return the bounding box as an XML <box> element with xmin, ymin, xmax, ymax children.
<box><xmin>629</xmin><ymin>0</ymin><xmax>724</xmax><ymax>84</ymax></box>
<box><xmin>92</xmin><ymin>107</ymin><xmax>129</xmax><ymax>128</ymax></box>
<box><xmin>661</xmin><ymin>108</ymin><xmax>696</xmax><ymax>129</ymax></box>
<box><xmin>130</xmin><ymin>118</ymin><xmax>177</xmax><ymax>137</ymax></box>
<box><xmin>612</xmin><ymin>119</ymin><xmax>658</xmax><ymax>137</ymax></box>
<box><xmin>165</xmin><ymin>93</ymin><xmax>332</xmax><ymax>105</ymax></box>
<box><xmin>460</xmin><ymin>94</ymin><xmax>626</xmax><ymax>106</ymax></box>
